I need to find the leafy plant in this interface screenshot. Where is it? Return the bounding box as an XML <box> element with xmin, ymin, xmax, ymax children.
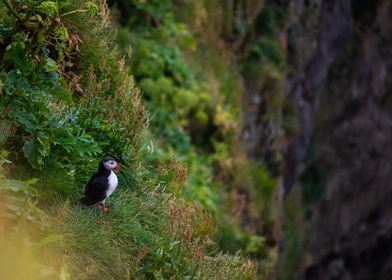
<box><xmin>0</xmin><ymin>150</ymin><xmax>50</xmax><ymax>229</ymax></box>
<box><xmin>0</xmin><ymin>0</ymin><xmax>103</xmax><ymax>168</ymax></box>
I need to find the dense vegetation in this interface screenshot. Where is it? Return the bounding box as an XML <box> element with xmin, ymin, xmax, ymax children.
<box><xmin>0</xmin><ymin>0</ymin><xmax>324</xmax><ymax>277</ymax></box>
<box><xmin>0</xmin><ymin>0</ymin><xmax>261</xmax><ymax>278</ymax></box>
<box><xmin>2</xmin><ymin>0</ymin><xmax>387</xmax><ymax>278</ymax></box>
<box><xmin>109</xmin><ymin>0</ymin><xmax>291</xmax><ymax>274</ymax></box>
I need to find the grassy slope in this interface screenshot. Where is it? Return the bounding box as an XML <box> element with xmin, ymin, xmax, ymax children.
<box><xmin>0</xmin><ymin>0</ymin><xmax>256</xmax><ymax>279</ymax></box>
<box><xmin>113</xmin><ymin>3</ymin><xmax>279</xmax><ymax>275</ymax></box>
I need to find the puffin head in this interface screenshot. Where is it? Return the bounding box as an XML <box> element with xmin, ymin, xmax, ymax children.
<box><xmin>102</xmin><ymin>156</ymin><xmax>120</xmax><ymax>173</ymax></box>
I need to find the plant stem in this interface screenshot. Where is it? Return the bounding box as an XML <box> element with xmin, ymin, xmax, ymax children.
<box><xmin>60</xmin><ymin>9</ymin><xmax>88</xmax><ymax>18</ymax></box>
<box><xmin>2</xmin><ymin>0</ymin><xmax>24</xmax><ymax>24</ymax></box>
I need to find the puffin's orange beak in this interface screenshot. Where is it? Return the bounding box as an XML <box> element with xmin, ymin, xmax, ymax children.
<box><xmin>115</xmin><ymin>164</ymin><xmax>120</xmax><ymax>173</ymax></box>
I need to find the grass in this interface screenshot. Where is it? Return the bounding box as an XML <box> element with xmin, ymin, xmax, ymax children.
<box><xmin>1</xmin><ymin>159</ymin><xmax>257</xmax><ymax>279</ymax></box>
<box><xmin>0</xmin><ymin>0</ymin><xmax>259</xmax><ymax>278</ymax></box>
<box><xmin>277</xmin><ymin>189</ymin><xmax>308</xmax><ymax>280</ymax></box>
<box><xmin>43</xmin><ymin>183</ymin><xmax>257</xmax><ymax>279</ymax></box>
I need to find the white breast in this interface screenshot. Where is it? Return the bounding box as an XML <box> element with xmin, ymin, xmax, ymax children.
<box><xmin>106</xmin><ymin>171</ymin><xmax>118</xmax><ymax>198</ymax></box>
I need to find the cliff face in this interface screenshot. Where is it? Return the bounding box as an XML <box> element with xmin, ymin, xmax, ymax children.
<box><xmin>282</xmin><ymin>0</ymin><xmax>392</xmax><ymax>279</ymax></box>
<box><xmin>204</xmin><ymin>0</ymin><xmax>392</xmax><ymax>277</ymax></box>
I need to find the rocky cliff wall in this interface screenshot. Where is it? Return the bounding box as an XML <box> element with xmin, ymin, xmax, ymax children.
<box><xmin>282</xmin><ymin>0</ymin><xmax>392</xmax><ymax>279</ymax></box>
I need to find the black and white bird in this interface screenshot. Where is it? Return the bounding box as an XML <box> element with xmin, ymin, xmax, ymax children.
<box><xmin>81</xmin><ymin>156</ymin><xmax>120</xmax><ymax>211</ymax></box>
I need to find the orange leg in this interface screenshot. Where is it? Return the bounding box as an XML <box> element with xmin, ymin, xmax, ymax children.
<box><xmin>97</xmin><ymin>203</ymin><xmax>109</xmax><ymax>213</ymax></box>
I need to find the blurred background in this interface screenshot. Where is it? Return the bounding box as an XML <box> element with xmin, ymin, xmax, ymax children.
<box><xmin>1</xmin><ymin>0</ymin><xmax>392</xmax><ymax>279</ymax></box>
<box><xmin>109</xmin><ymin>0</ymin><xmax>392</xmax><ymax>278</ymax></box>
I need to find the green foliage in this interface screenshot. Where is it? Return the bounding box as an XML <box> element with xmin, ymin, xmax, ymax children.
<box><xmin>38</xmin><ymin>1</ymin><xmax>58</xmax><ymax>17</ymax></box>
<box><xmin>217</xmin><ymin>219</ymin><xmax>268</xmax><ymax>258</ymax></box>
<box><xmin>249</xmin><ymin>38</ymin><xmax>285</xmax><ymax>65</ymax></box>
<box><xmin>112</xmin><ymin>2</ymin><xmax>282</xmax><ymax>277</ymax></box>
<box><xmin>84</xmin><ymin>1</ymin><xmax>99</xmax><ymax>15</ymax></box>
<box><xmin>51</xmin><ymin>189</ymin><xmax>256</xmax><ymax>279</ymax></box>
<box><xmin>0</xmin><ymin>0</ymin><xmax>259</xmax><ymax>278</ymax></box>
<box><xmin>0</xmin><ymin>150</ymin><xmax>256</xmax><ymax>279</ymax></box>
<box><xmin>299</xmin><ymin>142</ymin><xmax>327</xmax><ymax>219</ymax></box>
<box><xmin>0</xmin><ymin>0</ymin><xmax>104</xmax><ymax>168</ymax></box>
<box><xmin>109</xmin><ymin>0</ymin><xmax>172</xmax><ymax>26</ymax></box>
<box><xmin>278</xmin><ymin>189</ymin><xmax>308</xmax><ymax>280</ymax></box>
<box><xmin>0</xmin><ymin>0</ymin><xmax>146</xmax><ymax>168</ymax></box>
<box><xmin>0</xmin><ymin>150</ymin><xmax>50</xmax><ymax>229</ymax></box>
<box><xmin>114</xmin><ymin>0</ymin><xmax>239</xmax><ymax>217</ymax></box>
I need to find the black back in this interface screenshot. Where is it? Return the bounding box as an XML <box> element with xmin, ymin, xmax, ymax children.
<box><xmin>81</xmin><ymin>161</ymin><xmax>111</xmax><ymax>206</ymax></box>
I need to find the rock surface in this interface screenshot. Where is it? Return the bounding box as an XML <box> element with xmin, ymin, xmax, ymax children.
<box><xmin>282</xmin><ymin>0</ymin><xmax>392</xmax><ymax>279</ymax></box>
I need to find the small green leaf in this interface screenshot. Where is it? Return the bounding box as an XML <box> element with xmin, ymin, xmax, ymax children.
<box><xmin>45</xmin><ymin>58</ymin><xmax>58</xmax><ymax>72</ymax></box>
<box><xmin>37</xmin><ymin>131</ymin><xmax>50</xmax><ymax>156</ymax></box>
<box><xmin>23</xmin><ymin>140</ymin><xmax>44</xmax><ymax>168</ymax></box>
<box><xmin>16</xmin><ymin>112</ymin><xmax>38</xmax><ymax>132</ymax></box>
<box><xmin>1</xmin><ymin>149</ymin><xmax>10</xmax><ymax>157</ymax></box>
<box><xmin>3</xmin><ymin>40</ymin><xmax>26</xmax><ymax>63</ymax></box>
<box><xmin>19</xmin><ymin>60</ymin><xmax>35</xmax><ymax>76</ymax></box>
<box><xmin>24</xmin><ymin>178</ymin><xmax>39</xmax><ymax>185</ymax></box>
<box><xmin>5</xmin><ymin>70</ymin><xmax>18</xmax><ymax>95</ymax></box>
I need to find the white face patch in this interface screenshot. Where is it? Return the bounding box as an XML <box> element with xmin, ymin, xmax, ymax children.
<box><xmin>103</xmin><ymin>159</ymin><xmax>118</xmax><ymax>171</ymax></box>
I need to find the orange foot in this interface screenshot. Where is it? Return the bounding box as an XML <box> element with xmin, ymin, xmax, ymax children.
<box><xmin>97</xmin><ymin>203</ymin><xmax>109</xmax><ymax>213</ymax></box>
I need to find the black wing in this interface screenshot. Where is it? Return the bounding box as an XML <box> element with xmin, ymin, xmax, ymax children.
<box><xmin>80</xmin><ymin>174</ymin><xmax>108</xmax><ymax>205</ymax></box>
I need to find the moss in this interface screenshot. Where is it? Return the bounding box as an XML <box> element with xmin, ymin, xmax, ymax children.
<box><xmin>278</xmin><ymin>188</ymin><xmax>308</xmax><ymax>280</ymax></box>
<box><xmin>299</xmin><ymin>142</ymin><xmax>328</xmax><ymax>215</ymax></box>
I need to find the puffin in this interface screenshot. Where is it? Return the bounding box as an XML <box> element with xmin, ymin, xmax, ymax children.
<box><xmin>81</xmin><ymin>156</ymin><xmax>120</xmax><ymax>212</ymax></box>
